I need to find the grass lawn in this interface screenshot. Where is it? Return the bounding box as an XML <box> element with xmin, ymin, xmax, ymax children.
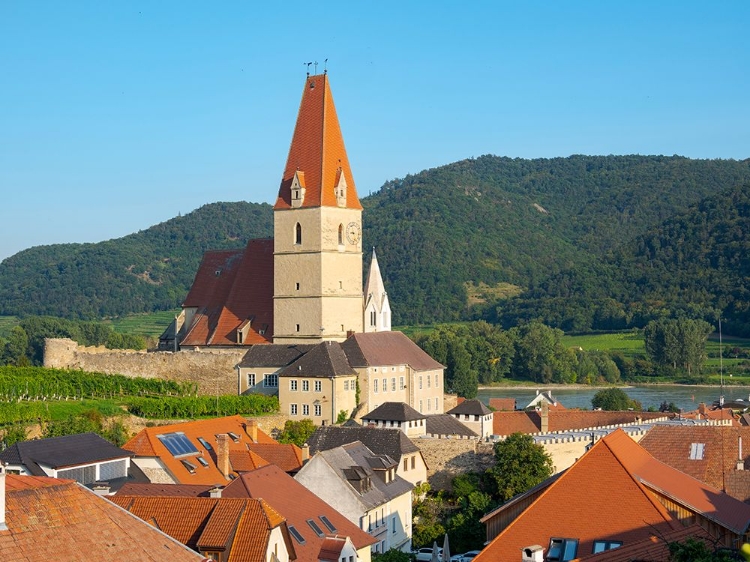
<box><xmin>561</xmin><ymin>331</ymin><xmax>647</xmax><ymax>359</ymax></box>
<box><xmin>106</xmin><ymin>309</ymin><xmax>181</xmax><ymax>338</ymax></box>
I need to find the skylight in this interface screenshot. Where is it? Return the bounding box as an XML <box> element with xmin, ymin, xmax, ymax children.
<box><xmin>689</xmin><ymin>442</ymin><xmax>705</xmax><ymax>460</ymax></box>
<box><xmin>157</xmin><ymin>432</ymin><xmax>199</xmax><ymax>458</ymax></box>
<box><xmin>227</xmin><ymin>432</ymin><xmax>240</xmax><ymax>442</ymax></box>
<box><xmin>307</xmin><ymin>519</ymin><xmax>324</xmax><ymax>537</ymax></box>
<box><xmin>319</xmin><ymin>515</ymin><xmax>337</xmax><ymax>533</ymax></box>
<box><xmin>289</xmin><ymin>526</ymin><xmax>306</xmax><ymax>545</ymax></box>
<box><xmin>197</xmin><ymin>456</ymin><xmax>209</xmax><ymax>468</ymax></box>
<box><xmin>197</xmin><ymin>437</ymin><xmax>213</xmax><ymax>450</ymax></box>
<box><xmin>180</xmin><ymin>459</ymin><xmax>197</xmax><ymax>474</ymax></box>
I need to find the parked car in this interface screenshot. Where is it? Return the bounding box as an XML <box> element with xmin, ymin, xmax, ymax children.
<box><xmin>415</xmin><ymin>548</ymin><xmax>443</xmax><ymax>562</ymax></box>
<box><xmin>450</xmin><ymin>554</ymin><xmax>464</xmax><ymax>562</ymax></box>
<box><xmin>460</xmin><ymin>551</ymin><xmax>481</xmax><ymax>562</ymax></box>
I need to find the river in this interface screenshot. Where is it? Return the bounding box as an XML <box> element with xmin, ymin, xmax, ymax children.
<box><xmin>476</xmin><ymin>385</ymin><xmax>750</xmax><ymax>412</ymax></box>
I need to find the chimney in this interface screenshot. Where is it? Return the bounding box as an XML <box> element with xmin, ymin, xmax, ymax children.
<box><xmin>301</xmin><ymin>443</ymin><xmax>310</xmax><ymax>462</ymax></box>
<box><xmin>209</xmin><ymin>486</ymin><xmax>223</xmax><ymax>498</ymax></box>
<box><xmin>521</xmin><ymin>545</ymin><xmax>544</xmax><ymax>562</ymax></box>
<box><xmin>246</xmin><ymin>419</ymin><xmax>258</xmax><ymax>443</ymax></box>
<box><xmin>217</xmin><ymin>434</ymin><xmax>231</xmax><ymax>479</ymax></box>
<box><xmin>0</xmin><ymin>464</ymin><xmax>7</xmax><ymax>531</ymax></box>
<box><xmin>540</xmin><ymin>401</ymin><xmax>549</xmax><ymax>433</ymax></box>
<box><xmin>738</xmin><ymin>436</ymin><xmax>745</xmax><ymax>471</ymax></box>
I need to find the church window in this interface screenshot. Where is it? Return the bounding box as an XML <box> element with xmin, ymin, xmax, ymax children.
<box><xmin>338</xmin><ymin>224</ymin><xmax>344</xmax><ymax>245</ymax></box>
<box><xmin>296</xmin><ymin>282</ymin><xmax>300</xmax><ymax>291</ymax></box>
<box><xmin>315</xmin><ymin>380</ymin><xmax>322</xmax><ymax>392</ymax></box>
<box><xmin>295</xmin><ymin>223</ymin><xmax>302</xmax><ymax>245</ymax></box>
<box><xmin>296</xmin><ymin>324</ymin><xmax>300</xmax><ymax>332</ymax></box>
<box><xmin>370</xmin><ymin>311</ymin><xmax>376</xmax><ymax>326</ymax></box>
<box><xmin>290</xmin><ymin>380</ymin><xmax>298</xmax><ymax>391</ymax></box>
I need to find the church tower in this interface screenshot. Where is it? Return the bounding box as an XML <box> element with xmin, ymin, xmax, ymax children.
<box><xmin>273</xmin><ymin>73</ymin><xmax>364</xmax><ymax>344</ymax></box>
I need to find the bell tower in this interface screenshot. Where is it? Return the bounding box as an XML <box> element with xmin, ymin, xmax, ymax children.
<box><xmin>273</xmin><ymin>73</ymin><xmax>364</xmax><ymax>343</ymax></box>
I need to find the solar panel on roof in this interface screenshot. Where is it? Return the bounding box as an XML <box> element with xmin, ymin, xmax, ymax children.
<box><xmin>306</xmin><ymin>519</ymin><xmax>324</xmax><ymax>537</ymax></box>
<box><xmin>157</xmin><ymin>432</ymin><xmax>199</xmax><ymax>457</ymax></box>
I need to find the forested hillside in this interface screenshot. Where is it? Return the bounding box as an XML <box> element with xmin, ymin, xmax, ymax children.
<box><xmin>1</xmin><ymin>155</ymin><xmax>749</xmax><ymax>329</ymax></box>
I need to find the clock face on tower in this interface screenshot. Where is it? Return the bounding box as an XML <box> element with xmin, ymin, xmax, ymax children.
<box><xmin>346</xmin><ymin>222</ymin><xmax>361</xmax><ymax>244</ymax></box>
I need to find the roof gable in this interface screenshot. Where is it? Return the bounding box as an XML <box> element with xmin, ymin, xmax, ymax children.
<box><xmin>447</xmin><ymin>399</ymin><xmax>491</xmax><ymax>416</ymax></box>
<box><xmin>342</xmin><ymin>331</ymin><xmax>444</xmax><ymax>370</ymax></box>
<box><xmin>279</xmin><ymin>341</ymin><xmax>357</xmax><ymax>378</ymax></box>
<box><xmin>275</xmin><ymin>74</ymin><xmax>362</xmax><ymax>211</ymax></box>
<box><xmin>306</xmin><ymin>426</ymin><xmax>420</xmax><ymax>460</ymax></box>
<box><xmin>182</xmin><ymin>238</ymin><xmax>274</xmax><ymax>346</ymax></box>
<box><xmin>363</xmin><ymin>401</ymin><xmax>425</xmax><ymax>422</ymax></box>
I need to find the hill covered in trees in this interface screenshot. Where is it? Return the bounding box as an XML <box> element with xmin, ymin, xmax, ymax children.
<box><xmin>1</xmin><ymin>155</ymin><xmax>750</xmax><ymax>332</ymax></box>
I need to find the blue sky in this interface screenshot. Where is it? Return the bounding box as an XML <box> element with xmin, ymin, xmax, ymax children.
<box><xmin>1</xmin><ymin>1</ymin><xmax>748</xmax><ymax>262</ymax></box>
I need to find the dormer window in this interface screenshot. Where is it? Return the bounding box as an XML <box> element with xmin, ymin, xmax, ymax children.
<box><xmin>547</xmin><ymin>538</ymin><xmax>579</xmax><ymax>561</ymax></box>
<box><xmin>291</xmin><ymin>171</ymin><xmax>306</xmax><ymax>208</ymax></box>
<box><xmin>335</xmin><ymin>169</ymin><xmax>347</xmax><ymax>207</ymax></box>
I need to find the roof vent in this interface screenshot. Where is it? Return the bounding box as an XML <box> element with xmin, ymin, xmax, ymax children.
<box><xmin>522</xmin><ymin>545</ymin><xmax>544</xmax><ymax>562</ymax></box>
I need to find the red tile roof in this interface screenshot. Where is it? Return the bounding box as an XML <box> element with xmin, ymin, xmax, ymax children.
<box><xmin>0</xmin><ymin>474</ymin><xmax>203</xmax><ymax>561</ymax></box>
<box><xmin>181</xmin><ymin>238</ymin><xmax>274</xmax><ymax>346</ymax></box>
<box><xmin>222</xmin><ymin>464</ymin><xmax>376</xmax><ymax>562</ymax></box>
<box><xmin>639</xmin><ymin>425</ymin><xmax>750</xmax><ymax>502</ymax></box>
<box><xmin>492</xmin><ymin>409</ymin><xmax>668</xmax><ymax>435</ymax></box>
<box><xmin>476</xmin><ymin>428</ymin><xmax>750</xmax><ymax>562</ymax></box>
<box><xmin>488</xmin><ymin>398</ymin><xmax>516</xmax><ymax>411</ymax></box>
<box><xmin>274</xmin><ymin>74</ymin><xmax>362</xmax><ymax>211</ymax></box>
<box><xmin>110</xmin><ymin>495</ymin><xmax>290</xmax><ymax>562</ymax></box>
<box><xmin>245</xmin><ymin>442</ymin><xmax>304</xmax><ymax>473</ymax></box>
<box><xmin>123</xmin><ymin>416</ymin><xmax>279</xmax><ymax>485</ymax></box>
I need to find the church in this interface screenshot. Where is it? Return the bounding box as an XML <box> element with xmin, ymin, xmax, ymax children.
<box><xmin>162</xmin><ymin>73</ymin><xmax>444</xmax><ymax>424</ymax></box>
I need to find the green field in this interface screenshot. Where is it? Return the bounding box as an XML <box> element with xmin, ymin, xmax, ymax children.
<box><xmin>106</xmin><ymin>309</ymin><xmax>181</xmax><ymax>338</ymax></box>
<box><xmin>561</xmin><ymin>331</ymin><xmax>646</xmax><ymax>358</ymax></box>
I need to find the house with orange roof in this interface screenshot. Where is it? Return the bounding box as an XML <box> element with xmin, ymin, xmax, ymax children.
<box><xmin>114</xmin><ymin>464</ymin><xmax>376</xmax><ymax>562</ymax></box>
<box><xmin>475</xmin><ymin>429</ymin><xmax>750</xmax><ymax>562</ymax></box>
<box><xmin>681</xmin><ymin>402</ymin><xmax>739</xmax><ymax>425</ymax></box>
<box><xmin>111</xmin><ymin>494</ymin><xmax>294</xmax><ymax>562</ymax></box>
<box><xmin>0</xmin><ymin>468</ymin><xmax>204</xmax><ymax>561</ymax></box>
<box><xmin>123</xmin><ymin>415</ymin><xmax>304</xmax><ymax>485</ymax></box>
<box><xmin>489</xmin><ymin>398</ymin><xmax>517</xmax><ymax>411</ymax></box>
<box><xmin>639</xmin><ymin>424</ymin><xmax>750</xmax><ymax>502</ymax></box>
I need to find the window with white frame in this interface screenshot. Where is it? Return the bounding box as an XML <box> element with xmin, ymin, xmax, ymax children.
<box><xmin>399</xmin><ymin>376</ymin><xmax>405</xmax><ymax>390</ymax></box>
<box><xmin>247</xmin><ymin>373</ymin><xmax>256</xmax><ymax>387</ymax></box>
<box><xmin>303</xmin><ymin>404</ymin><xmax>310</xmax><ymax>416</ymax></box>
<box><xmin>427</xmin><ymin>375</ymin><xmax>431</xmax><ymax>388</ymax></box>
<box><xmin>374</xmin><ymin>379</ymin><xmax>378</xmax><ymax>393</ymax></box>
<box><xmin>435</xmin><ymin>373</ymin><xmax>439</xmax><ymax>387</ymax></box>
<box><xmin>302</xmin><ymin>380</ymin><xmax>309</xmax><ymax>392</ymax></box>
<box><xmin>264</xmin><ymin>374</ymin><xmax>278</xmax><ymax>388</ymax></box>
<box><xmin>344</xmin><ymin>380</ymin><xmax>349</xmax><ymax>391</ymax></box>
<box><xmin>314</xmin><ymin>404</ymin><xmax>322</xmax><ymax>416</ymax></box>
<box><xmin>419</xmin><ymin>376</ymin><xmax>423</xmax><ymax>389</ymax></box>
<box><xmin>290</xmin><ymin>380</ymin><xmax>298</xmax><ymax>391</ymax></box>
<box><xmin>391</xmin><ymin>377</ymin><xmax>396</xmax><ymax>392</ymax></box>
<box><xmin>382</xmin><ymin>378</ymin><xmax>387</xmax><ymax>392</ymax></box>
<box><xmin>290</xmin><ymin>404</ymin><xmax>298</xmax><ymax>415</ymax></box>
<box><xmin>314</xmin><ymin>380</ymin><xmax>322</xmax><ymax>392</ymax></box>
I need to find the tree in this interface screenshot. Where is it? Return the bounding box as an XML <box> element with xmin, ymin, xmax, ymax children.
<box><xmin>644</xmin><ymin>318</ymin><xmax>713</xmax><ymax>375</ymax></box>
<box><xmin>276</xmin><ymin>419</ymin><xmax>316</xmax><ymax>447</ymax></box>
<box><xmin>2</xmin><ymin>326</ymin><xmax>29</xmax><ymax>366</ymax></box>
<box><xmin>668</xmin><ymin>537</ymin><xmax>736</xmax><ymax>561</ymax></box>
<box><xmin>488</xmin><ymin>432</ymin><xmax>553</xmax><ymax>502</ymax></box>
<box><xmin>591</xmin><ymin>388</ymin><xmax>641</xmax><ymax>411</ymax></box>
<box><xmin>510</xmin><ymin>323</ymin><xmax>577</xmax><ymax>384</ymax></box>
<box><xmin>373</xmin><ymin>550</ymin><xmax>412</xmax><ymax>562</ymax></box>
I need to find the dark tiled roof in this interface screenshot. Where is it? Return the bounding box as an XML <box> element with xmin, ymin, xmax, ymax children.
<box><xmin>181</xmin><ymin>238</ymin><xmax>274</xmax><ymax>346</ymax></box>
<box><xmin>1</xmin><ymin>475</ymin><xmax>204</xmax><ymax>561</ymax></box>
<box><xmin>342</xmin><ymin>331</ymin><xmax>444</xmax><ymax>371</ymax></box>
<box><xmin>447</xmin><ymin>399</ymin><xmax>491</xmax><ymax>416</ymax></box>
<box><xmin>576</xmin><ymin>524</ymin><xmax>714</xmax><ymax>561</ymax></box>
<box><xmin>425</xmin><ymin>414</ymin><xmax>479</xmax><ymax>438</ymax></box>
<box><xmin>274</xmin><ymin>74</ymin><xmax>362</xmax><ymax>211</ymax></box>
<box><xmin>306</xmin><ymin>426</ymin><xmax>420</xmax><ymax>461</ymax></box>
<box><xmin>279</xmin><ymin>341</ymin><xmax>357</xmax><ymax>378</ymax></box>
<box><xmin>0</xmin><ymin>432</ymin><xmax>132</xmax><ymax>475</ymax></box>
<box><xmin>239</xmin><ymin>344</ymin><xmax>316</xmax><ymax>367</ymax></box>
<box><xmin>362</xmin><ymin>401</ymin><xmax>424</xmax><ymax>422</ymax></box>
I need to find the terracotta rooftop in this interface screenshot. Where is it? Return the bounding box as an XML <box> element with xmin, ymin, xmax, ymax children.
<box><xmin>0</xmin><ymin>474</ymin><xmax>203</xmax><ymax>561</ymax></box>
<box><xmin>275</xmin><ymin>73</ymin><xmax>362</xmax><ymax>211</ymax></box>
<box><xmin>475</xmin><ymin>429</ymin><xmax>750</xmax><ymax>562</ymax></box>
<box><xmin>181</xmin><ymin>238</ymin><xmax>274</xmax><ymax>346</ymax></box>
<box><xmin>488</xmin><ymin>398</ymin><xmax>516</xmax><ymax>411</ymax></box>
<box><xmin>342</xmin><ymin>331</ymin><xmax>444</xmax><ymax>371</ymax></box>
<box><xmin>221</xmin><ymin>464</ymin><xmax>376</xmax><ymax>562</ymax></box>
<box><xmin>492</xmin><ymin>409</ymin><xmax>668</xmax><ymax>436</ymax></box>
<box><xmin>123</xmin><ymin>416</ymin><xmax>280</xmax><ymax>485</ymax></box>
<box><xmin>639</xmin><ymin>424</ymin><xmax>750</xmax><ymax>502</ymax></box>
<box><xmin>110</xmin><ymin>494</ymin><xmax>290</xmax><ymax>562</ymax></box>
<box><xmin>574</xmin><ymin>524</ymin><xmax>713</xmax><ymax>561</ymax></box>
<box><xmin>682</xmin><ymin>402</ymin><xmax>740</xmax><ymax>425</ymax></box>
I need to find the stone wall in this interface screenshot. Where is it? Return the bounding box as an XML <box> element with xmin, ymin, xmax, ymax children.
<box><xmin>416</xmin><ymin>437</ymin><xmax>495</xmax><ymax>491</ymax></box>
<box><xmin>44</xmin><ymin>338</ymin><xmax>245</xmax><ymax>395</ymax></box>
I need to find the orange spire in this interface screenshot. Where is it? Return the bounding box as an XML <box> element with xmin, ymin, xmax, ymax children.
<box><xmin>274</xmin><ymin>74</ymin><xmax>362</xmax><ymax>210</ymax></box>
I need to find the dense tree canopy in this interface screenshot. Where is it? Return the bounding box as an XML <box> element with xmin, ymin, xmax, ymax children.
<box><xmin>591</xmin><ymin>388</ymin><xmax>641</xmax><ymax>411</ymax></box>
<box><xmin>644</xmin><ymin>318</ymin><xmax>713</xmax><ymax>375</ymax></box>
<box><xmin>488</xmin><ymin>432</ymin><xmax>554</xmax><ymax>502</ymax></box>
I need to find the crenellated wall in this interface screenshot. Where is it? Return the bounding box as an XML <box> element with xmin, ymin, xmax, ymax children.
<box><xmin>43</xmin><ymin>338</ymin><xmax>245</xmax><ymax>395</ymax></box>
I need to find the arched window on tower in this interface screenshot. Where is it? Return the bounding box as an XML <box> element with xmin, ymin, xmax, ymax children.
<box><xmin>338</xmin><ymin>224</ymin><xmax>344</xmax><ymax>246</ymax></box>
<box><xmin>295</xmin><ymin>223</ymin><xmax>302</xmax><ymax>245</ymax></box>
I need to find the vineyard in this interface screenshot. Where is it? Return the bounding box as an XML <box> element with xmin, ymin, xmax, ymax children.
<box><xmin>0</xmin><ymin>366</ymin><xmax>278</xmax><ymax>426</ymax></box>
